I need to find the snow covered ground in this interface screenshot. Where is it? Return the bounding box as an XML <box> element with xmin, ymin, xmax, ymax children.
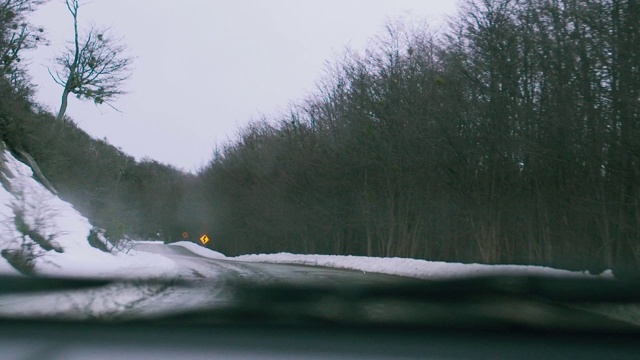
<box><xmin>161</xmin><ymin>242</ymin><xmax>610</xmax><ymax>281</ymax></box>
<box><xmin>234</xmin><ymin>252</ymin><xmax>612</xmax><ymax>280</ymax></box>
<box><xmin>168</xmin><ymin>241</ymin><xmax>227</xmax><ymax>260</ymax></box>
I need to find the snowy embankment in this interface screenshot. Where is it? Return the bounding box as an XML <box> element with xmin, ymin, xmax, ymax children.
<box><xmin>236</xmin><ymin>253</ymin><xmax>612</xmax><ymax>279</ymax></box>
<box><xmin>161</xmin><ymin>241</ymin><xmax>612</xmax><ymax>280</ymax></box>
<box><xmin>168</xmin><ymin>241</ymin><xmax>227</xmax><ymax>260</ymax></box>
<box><xmin>0</xmin><ymin>149</ymin><xmax>177</xmax><ymax>279</ymax></box>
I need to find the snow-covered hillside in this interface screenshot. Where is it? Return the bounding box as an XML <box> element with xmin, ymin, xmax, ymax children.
<box><xmin>0</xmin><ymin>148</ymin><xmax>176</xmax><ymax>279</ymax></box>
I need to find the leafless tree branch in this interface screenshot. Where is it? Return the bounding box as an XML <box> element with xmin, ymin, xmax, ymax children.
<box><xmin>51</xmin><ymin>0</ymin><xmax>133</xmax><ymax>121</ymax></box>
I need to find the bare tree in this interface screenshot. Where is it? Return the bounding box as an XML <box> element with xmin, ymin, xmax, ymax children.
<box><xmin>0</xmin><ymin>0</ymin><xmax>47</xmax><ymax>90</ymax></box>
<box><xmin>50</xmin><ymin>0</ymin><xmax>133</xmax><ymax>122</ymax></box>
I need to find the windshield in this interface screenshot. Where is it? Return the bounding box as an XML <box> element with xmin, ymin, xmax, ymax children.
<box><xmin>1</xmin><ymin>0</ymin><xmax>640</xmax><ymax>355</ymax></box>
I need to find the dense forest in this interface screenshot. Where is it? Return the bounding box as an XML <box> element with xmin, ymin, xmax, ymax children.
<box><xmin>1</xmin><ymin>0</ymin><xmax>639</xmax><ymax>276</ymax></box>
<box><xmin>200</xmin><ymin>0</ymin><xmax>640</xmax><ymax>276</ymax></box>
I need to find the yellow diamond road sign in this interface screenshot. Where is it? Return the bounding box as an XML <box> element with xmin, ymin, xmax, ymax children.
<box><xmin>200</xmin><ymin>234</ymin><xmax>210</xmax><ymax>245</ymax></box>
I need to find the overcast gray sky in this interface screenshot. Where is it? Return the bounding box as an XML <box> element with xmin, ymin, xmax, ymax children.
<box><xmin>27</xmin><ymin>0</ymin><xmax>457</xmax><ymax>172</ymax></box>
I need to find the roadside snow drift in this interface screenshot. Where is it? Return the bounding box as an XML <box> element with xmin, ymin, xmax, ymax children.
<box><xmin>158</xmin><ymin>243</ymin><xmax>609</xmax><ymax>280</ymax></box>
<box><xmin>234</xmin><ymin>253</ymin><xmax>612</xmax><ymax>280</ymax></box>
<box><xmin>168</xmin><ymin>241</ymin><xmax>226</xmax><ymax>260</ymax></box>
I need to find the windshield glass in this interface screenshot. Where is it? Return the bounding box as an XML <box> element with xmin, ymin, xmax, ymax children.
<box><xmin>0</xmin><ymin>0</ymin><xmax>639</xmax><ymax>339</ymax></box>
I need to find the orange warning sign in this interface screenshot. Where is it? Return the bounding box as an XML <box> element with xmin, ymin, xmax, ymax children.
<box><xmin>182</xmin><ymin>232</ymin><xmax>189</xmax><ymax>239</ymax></box>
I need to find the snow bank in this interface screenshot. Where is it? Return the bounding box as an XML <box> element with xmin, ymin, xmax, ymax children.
<box><xmin>235</xmin><ymin>253</ymin><xmax>612</xmax><ymax>280</ymax></box>
<box><xmin>0</xmin><ymin>149</ymin><xmax>177</xmax><ymax>279</ymax></box>
<box><xmin>168</xmin><ymin>241</ymin><xmax>227</xmax><ymax>260</ymax></box>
